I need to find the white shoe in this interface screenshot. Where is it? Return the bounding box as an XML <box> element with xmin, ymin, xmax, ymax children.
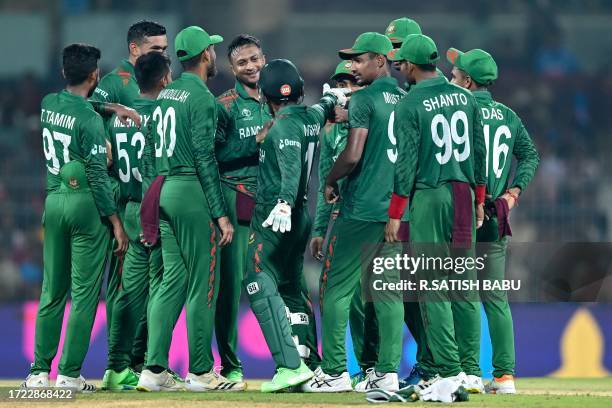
<box><xmin>137</xmin><ymin>369</ymin><xmax>184</xmax><ymax>392</ymax></box>
<box><xmin>303</xmin><ymin>368</ymin><xmax>353</xmax><ymax>392</ymax></box>
<box><xmin>465</xmin><ymin>374</ymin><xmax>484</xmax><ymax>393</ymax></box>
<box><xmin>485</xmin><ymin>375</ymin><xmax>516</xmax><ymax>394</ymax></box>
<box><xmin>184</xmin><ymin>370</ymin><xmax>245</xmax><ymax>392</ymax></box>
<box><xmin>21</xmin><ymin>372</ymin><xmax>49</xmax><ymax>388</ymax></box>
<box><xmin>55</xmin><ymin>374</ymin><xmax>96</xmax><ymax>392</ymax></box>
<box><xmin>354</xmin><ymin>369</ymin><xmax>399</xmax><ymax>393</ymax></box>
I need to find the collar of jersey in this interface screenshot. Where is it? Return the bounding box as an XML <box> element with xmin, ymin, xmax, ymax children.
<box><xmin>61</xmin><ymin>89</ymin><xmax>88</xmax><ymax>103</ymax></box>
<box><xmin>277</xmin><ymin>104</ymin><xmax>306</xmax><ymax>116</ymax></box>
<box><xmin>235</xmin><ymin>80</ymin><xmax>262</xmax><ymax>102</ymax></box>
<box><xmin>120</xmin><ymin>59</ymin><xmax>136</xmax><ymax>76</ymax></box>
<box><xmin>180</xmin><ymin>71</ymin><xmax>207</xmax><ymax>86</ymax></box>
<box><xmin>133</xmin><ymin>97</ymin><xmax>156</xmax><ymax>109</ymax></box>
<box><xmin>472</xmin><ymin>89</ymin><xmax>492</xmax><ymax>102</ymax></box>
<box><xmin>411</xmin><ymin>75</ymin><xmax>446</xmax><ymax>90</ymax></box>
<box><xmin>370</xmin><ymin>75</ymin><xmax>398</xmax><ymax>87</ymax></box>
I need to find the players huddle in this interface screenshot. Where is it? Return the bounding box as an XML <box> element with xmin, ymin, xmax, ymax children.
<box><xmin>24</xmin><ymin>17</ymin><xmax>539</xmax><ymax>397</ymax></box>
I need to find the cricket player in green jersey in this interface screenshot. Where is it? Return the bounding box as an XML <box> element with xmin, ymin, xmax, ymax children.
<box><xmin>383</xmin><ymin>18</ymin><xmax>439</xmax><ymax>388</ymax></box>
<box><xmin>307</xmin><ymin>32</ymin><xmax>407</xmax><ymax>393</ymax></box>
<box><xmin>137</xmin><ymin>26</ymin><xmax>237</xmax><ymax>393</ymax></box>
<box><xmin>243</xmin><ymin>59</ymin><xmax>346</xmax><ymax>393</ymax></box>
<box><xmin>309</xmin><ymin>61</ymin><xmax>380</xmax><ymax>382</ymax></box>
<box><xmin>23</xmin><ymin>44</ymin><xmax>128</xmax><ymax>392</ymax></box>
<box><xmin>385</xmin><ymin>34</ymin><xmax>486</xmax><ymax>390</ymax></box>
<box><xmin>102</xmin><ymin>52</ymin><xmax>172</xmax><ymax>391</ymax></box>
<box><xmin>448</xmin><ymin>48</ymin><xmax>539</xmax><ymax>394</ymax></box>
<box><xmin>91</xmin><ymin>20</ymin><xmax>168</xmax><ymax>371</ymax></box>
<box><xmin>214</xmin><ymin>34</ymin><xmax>272</xmax><ymax>384</ymax></box>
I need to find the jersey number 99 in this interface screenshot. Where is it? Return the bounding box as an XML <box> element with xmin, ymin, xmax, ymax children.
<box><xmin>431</xmin><ymin>111</ymin><xmax>470</xmax><ymax>165</ymax></box>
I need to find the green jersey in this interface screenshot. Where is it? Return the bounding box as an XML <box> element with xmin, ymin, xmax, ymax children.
<box><xmin>341</xmin><ymin>76</ymin><xmax>407</xmax><ymax>222</ymax></box>
<box><xmin>108</xmin><ymin>98</ymin><xmax>156</xmax><ymax>203</ymax></box>
<box><xmin>256</xmin><ymin>97</ymin><xmax>335</xmax><ymax>208</ymax></box>
<box><xmin>312</xmin><ymin>122</ymin><xmax>348</xmax><ymax>237</ymax></box>
<box><xmin>40</xmin><ymin>90</ymin><xmax>116</xmax><ymax>217</ymax></box>
<box><xmin>473</xmin><ymin>90</ymin><xmax>539</xmax><ymax>199</ymax></box>
<box><xmin>153</xmin><ymin>72</ymin><xmax>226</xmax><ymax>219</ymax></box>
<box><xmin>393</xmin><ymin>76</ymin><xmax>486</xmax><ymax>196</ymax></box>
<box><xmin>92</xmin><ymin>59</ymin><xmax>139</xmax><ymax>106</ymax></box>
<box><xmin>216</xmin><ymin>81</ymin><xmax>272</xmax><ymax>196</ymax></box>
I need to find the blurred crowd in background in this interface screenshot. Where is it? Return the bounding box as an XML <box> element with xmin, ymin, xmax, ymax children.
<box><xmin>1</xmin><ymin>0</ymin><xmax>611</xmax><ymax>301</ymax></box>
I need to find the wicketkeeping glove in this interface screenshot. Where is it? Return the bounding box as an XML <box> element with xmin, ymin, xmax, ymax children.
<box><xmin>262</xmin><ymin>200</ymin><xmax>292</xmax><ymax>233</ymax></box>
<box><xmin>322</xmin><ymin>83</ymin><xmax>350</xmax><ymax>108</ymax></box>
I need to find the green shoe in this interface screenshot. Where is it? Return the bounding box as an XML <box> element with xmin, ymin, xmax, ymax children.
<box><xmin>261</xmin><ymin>361</ymin><xmax>314</xmax><ymax>393</ymax></box>
<box><xmin>224</xmin><ymin>369</ymin><xmax>244</xmax><ymax>383</ymax></box>
<box><xmin>101</xmin><ymin>368</ymin><xmax>139</xmax><ymax>391</ymax></box>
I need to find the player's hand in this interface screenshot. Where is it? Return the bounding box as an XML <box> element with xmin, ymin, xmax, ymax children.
<box><xmin>256</xmin><ymin>120</ymin><xmax>274</xmax><ymax>144</ymax></box>
<box><xmin>476</xmin><ymin>203</ymin><xmax>485</xmax><ymax>229</ymax></box>
<box><xmin>107</xmin><ymin>103</ymin><xmax>141</xmax><ymax>128</ymax></box>
<box><xmin>310</xmin><ymin>236</ymin><xmax>324</xmax><ymax>260</ymax></box>
<box><xmin>324</xmin><ymin>182</ymin><xmax>340</xmax><ymax>204</ymax></box>
<box><xmin>262</xmin><ymin>200</ymin><xmax>292</xmax><ymax>233</ymax></box>
<box><xmin>323</xmin><ymin>83</ymin><xmax>350</xmax><ymax>108</ymax></box>
<box><xmin>334</xmin><ymin>106</ymin><xmax>349</xmax><ymax>123</ymax></box>
<box><xmin>139</xmin><ymin>232</ymin><xmax>154</xmax><ymax>248</ymax></box>
<box><xmin>108</xmin><ymin>213</ymin><xmax>129</xmax><ymax>256</ymax></box>
<box><xmin>500</xmin><ymin>187</ymin><xmax>520</xmax><ymax>211</ymax></box>
<box><xmin>385</xmin><ymin>218</ymin><xmax>401</xmax><ymax>242</ymax></box>
<box><xmin>216</xmin><ymin>216</ymin><xmax>234</xmax><ymax>247</ymax></box>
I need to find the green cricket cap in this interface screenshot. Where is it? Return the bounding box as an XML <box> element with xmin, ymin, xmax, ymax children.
<box><xmin>331</xmin><ymin>60</ymin><xmax>354</xmax><ymax>80</ymax></box>
<box><xmin>388</xmin><ymin>34</ymin><xmax>439</xmax><ymax>64</ymax></box>
<box><xmin>446</xmin><ymin>47</ymin><xmax>498</xmax><ymax>85</ymax></box>
<box><xmin>384</xmin><ymin>17</ymin><xmax>422</xmax><ymax>45</ymax></box>
<box><xmin>175</xmin><ymin>26</ymin><xmax>223</xmax><ymax>62</ymax></box>
<box><xmin>339</xmin><ymin>32</ymin><xmax>393</xmax><ymax>60</ymax></box>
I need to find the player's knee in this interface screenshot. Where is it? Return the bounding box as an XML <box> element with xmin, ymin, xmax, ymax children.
<box><xmin>243</xmin><ymin>272</ymin><xmax>276</xmax><ymax>302</ymax></box>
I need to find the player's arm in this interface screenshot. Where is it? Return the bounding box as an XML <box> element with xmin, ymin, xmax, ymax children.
<box><xmin>309</xmin><ymin>92</ymin><xmax>340</xmax><ymax>127</ymax></box>
<box><xmin>191</xmin><ymin>93</ymin><xmax>233</xmax><ymax>245</ymax></box>
<box><xmin>140</xmin><ymin>117</ymin><xmax>156</xmax><ymax>196</ymax></box>
<box><xmin>386</xmin><ymin>104</ymin><xmax>419</xmax><ymax>241</ymax></box>
<box><xmin>81</xmin><ymin>116</ymin><xmax>128</xmax><ymax>255</ymax></box>
<box><xmin>509</xmin><ymin>120</ymin><xmax>539</xmax><ymax>195</ymax></box>
<box><xmin>215</xmin><ymin>100</ymin><xmax>259</xmax><ymax>162</ymax></box>
<box><xmin>324</xmin><ymin>91</ymin><xmax>371</xmax><ymax>202</ymax></box>
<box><xmin>313</xmin><ymin>129</ymin><xmax>335</xmax><ymax>237</ymax></box>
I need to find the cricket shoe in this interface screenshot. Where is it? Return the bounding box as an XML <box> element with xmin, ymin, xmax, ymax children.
<box><xmin>464</xmin><ymin>374</ymin><xmax>485</xmax><ymax>393</ymax></box>
<box><xmin>55</xmin><ymin>374</ymin><xmax>96</xmax><ymax>392</ymax></box>
<box><xmin>101</xmin><ymin>367</ymin><xmax>139</xmax><ymax>391</ymax></box>
<box><xmin>223</xmin><ymin>369</ymin><xmax>244</xmax><ymax>383</ymax></box>
<box><xmin>136</xmin><ymin>369</ymin><xmax>184</xmax><ymax>392</ymax></box>
<box><xmin>354</xmin><ymin>369</ymin><xmax>399</xmax><ymax>393</ymax></box>
<box><xmin>350</xmin><ymin>370</ymin><xmax>367</xmax><ymax>388</ymax></box>
<box><xmin>21</xmin><ymin>372</ymin><xmax>49</xmax><ymax>388</ymax></box>
<box><xmin>302</xmin><ymin>367</ymin><xmax>353</xmax><ymax>392</ymax></box>
<box><xmin>398</xmin><ymin>365</ymin><xmax>428</xmax><ymax>388</ymax></box>
<box><xmin>184</xmin><ymin>369</ymin><xmax>245</xmax><ymax>392</ymax></box>
<box><xmin>260</xmin><ymin>361</ymin><xmax>314</xmax><ymax>393</ymax></box>
<box><xmin>485</xmin><ymin>374</ymin><xmax>516</xmax><ymax>394</ymax></box>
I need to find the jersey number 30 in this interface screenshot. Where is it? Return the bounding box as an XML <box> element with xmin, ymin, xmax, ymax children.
<box><xmin>153</xmin><ymin>106</ymin><xmax>176</xmax><ymax>158</ymax></box>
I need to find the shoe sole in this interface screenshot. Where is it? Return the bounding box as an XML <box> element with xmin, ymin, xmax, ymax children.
<box><xmin>102</xmin><ymin>385</ymin><xmax>137</xmax><ymax>391</ymax></box>
<box><xmin>184</xmin><ymin>382</ymin><xmax>247</xmax><ymax>392</ymax></box>
<box><xmin>136</xmin><ymin>385</ymin><xmax>183</xmax><ymax>392</ymax></box>
<box><xmin>261</xmin><ymin>371</ymin><xmax>315</xmax><ymax>393</ymax></box>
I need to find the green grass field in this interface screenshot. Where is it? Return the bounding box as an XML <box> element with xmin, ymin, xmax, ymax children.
<box><xmin>1</xmin><ymin>378</ymin><xmax>611</xmax><ymax>407</ymax></box>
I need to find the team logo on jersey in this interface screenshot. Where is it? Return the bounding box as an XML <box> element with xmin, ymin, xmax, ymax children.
<box><xmin>280</xmin><ymin>84</ymin><xmax>291</xmax><ymax>96</ymax></box>
<box><xmin>241</xmin><ymin>108</ymin><xmax>252</xmax><ymax>119</ymax></box>
<box><xmin>68</xmin><ymin>177</ymin><xmax>79</xmax><ymax>189</ymax></box>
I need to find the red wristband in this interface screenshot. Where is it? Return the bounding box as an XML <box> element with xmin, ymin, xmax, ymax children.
<box><xmin>475</xmin><ymin>185</ymin><xmax>486</xmax><ymax>205</ymax></box>
<box><xmin>505</xmin><ymin>189</ymin><xmax>519</xmax><ymax>204</ymax></box>
<box><xmin>388</xmin><ymin>193</ymin><xmax>408</xmax><ymax>219</ymax></box>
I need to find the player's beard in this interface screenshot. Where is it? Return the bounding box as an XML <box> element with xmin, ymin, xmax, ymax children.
<box><xmin>207</xmin><ymin>60</ymin><xmax>217</xmax><ymax>78</ymax></box>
